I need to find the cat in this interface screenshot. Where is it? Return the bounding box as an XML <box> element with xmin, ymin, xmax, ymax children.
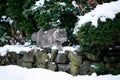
<box><xmin>31</xmin><ymin>28</ymin><xmax>67</xmax><ymax>51</ymax></box>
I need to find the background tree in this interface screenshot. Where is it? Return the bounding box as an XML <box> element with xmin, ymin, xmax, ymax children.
<box><xmin>0</xmin><ymin>0</ymin><xmax>118</xmax><ymax>46</ymax></box>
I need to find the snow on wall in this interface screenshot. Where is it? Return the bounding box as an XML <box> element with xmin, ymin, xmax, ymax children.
<box><xmin>0</xmin><ymin>44</ymin><xmax>78</xmax><ymax>56</ymax></box>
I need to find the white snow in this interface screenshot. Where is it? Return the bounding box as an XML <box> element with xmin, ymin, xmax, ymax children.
<box><xmin>58</xmin><ymin>2</ymin><xmax>66</xmax><ymax>6</ymax></box>
<box><xmin>62</xmin><ymin>45</ymin><xmax>79</xmax><ymax>53</ymax></box>
<box><xmin>0</xmin><ymin>44</ymin><xmax>78</xmax><ymax>56</ymax></box>
<box><xmin>0</xmin><ymin>45</ymin><xmax>32</xmax><ymax>56</ymax></box>
<box><xmin>1</xmin><ymin>15</ymin><xmax>7</xmax><ymax>19</ymax></box>
<box><xmin>52</xmin><ymin>45</ymin><xmax>79</xmax><ymax>54</ymax></box>
<box><xmin>91</xmin><ymin>65</ymin><xmax>98</xmax><ymax>69</ymax></box>
<box><xmin>35</xmin><ymin>0</ymin><xmax>45</xmax><ymax>7</ymax></box>
<box><xmin>31</xmin><ymin>0</ymin><xmax>45</xmax><ymax>10</ymax></box>
<box><xmin>0</xmin><ymin>65</ymin><xmax>120</xmax><ymax>80</ymax></box>
<box><xmin>73</xmin><ymin>0</ymin><xmax>120</xmax><ymax>34</ymax></box>
<box><xmin>72</xmin><ymin>1</ymin><xmax>79</xmax><ymax>8</ymax></box>
<box><xmin>1</xmin><ymin>16</ymin><xmax>14</xmax><ymax>25</ymax></box>
<box><xmin>52</xmin><ymin>45</ymin><xmax>58</xmax><ymax>50</ymax></box>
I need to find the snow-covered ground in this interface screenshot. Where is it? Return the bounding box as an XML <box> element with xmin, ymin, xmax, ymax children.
<box><xmin>0</xmin><ymin>65</ymin><xmax>120</xmax><ymax>80</ymax></box>
<box><xmin>0</xmin><ymin>44</ymin><xmax>120</xmax><ymax>80</ymax></box>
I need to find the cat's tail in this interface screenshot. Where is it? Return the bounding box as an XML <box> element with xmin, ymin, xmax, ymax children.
<box><xmin>31</xmin><ymin>32</ymin><xmax>37</xmax><ymax>41</ymax></box>
<box><xmin>38</xmin><ymin>28</ymin><xmax>45</xmax><ymax>33</ymax></box>
<box><xmin>31</xmin><ymin>28</ymin><xmax>44</xmax><ymax>42</ymax></box>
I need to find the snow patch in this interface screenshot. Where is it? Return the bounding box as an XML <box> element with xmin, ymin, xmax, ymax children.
<box><xmin>58</xmin><ymin>46</ymin><xmax>79</xmax><ymax>54</ymax></box>
<box><xmin>31</xmin><ymin>0</ymin><xmax>45</xmax><ymax>10</ymax></box>
<box><xmin>72</xmin><ymin>1</ymin><xmax>79</xmax><ymax>8</ymax></box>
<box><xmin>1</xmin><ymin>16</ymin><xmax>14</xmax><ymax>25</ymax></box>
<box><xmin>0</xmin><ymin>65</ymin><xmax>120</xmax><ymax>80</ymax></box>
<box><xmin>58</xmin><ymin>2</ymin><xmax>66</xmax><ymax>6</ymax></box>
<box><xmin>0</xmin><ymin>45</ymin><xmax>32</xmax><ymax>56</ymax></box>
<box><xmin>0</xmin><ymin>44</ymin><xmax>79</xmax><ymax>56</ymax></box>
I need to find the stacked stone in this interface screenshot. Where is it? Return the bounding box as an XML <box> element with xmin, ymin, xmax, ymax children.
<box><xmin>17</xmin><ymin>51</ymin><xmax>34</xmax><ymax>68</ymax></box>
<box><xmin>0</xmin><ymin>49</ymin><xmax>83</xmax><ymax>75</ymax></box>
<box><xmin>0</xmin><ymin>52</ymin><xmax>20</xmax><ymax>65</ymax></box>
<box><xmin>82</xmin><ymin>46</ymin><xmax>120</xmax><ymax>63</ymax></box>
<box><xmin>1</xmin><ymin>46</ymin><xmax>120</xmax><ymax>75</ymax></box>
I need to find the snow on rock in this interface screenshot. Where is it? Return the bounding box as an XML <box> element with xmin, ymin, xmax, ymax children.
<box><xmin>0</xmin><ymin>44</ymin><xmax>79</xmax><ymax>56</ymax></box>
<box><xmin>52</xmin><ymin>45</ymin><xmax>58</xmax><ymax>50</ymax></box>
<box><xmin>0</xmin><ymin>65</ymin><xmax>120</xmax><ymax>80</ymax></box>
<box><xmin>63</xmin><ymin>45</ymin><xmax>79</xmax><ymax>52</ymax></box>
<box><xmin>73</xmin><ymin>0</ymin><xmax>120</xmax><ymax>34</ymax></box>
<box><xmin>0</xmin><ymin>45</ymin><xmax>33</xmax><ymax>56</ymax></box>
<box><xmin>58</xmin><ymin>46</ymin><xmax>79</xmax><ymax>54</ymax></box>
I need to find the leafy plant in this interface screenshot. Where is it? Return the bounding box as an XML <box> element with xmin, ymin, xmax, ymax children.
<box><xmin>0</xmin><ymin>33</ymin><xmax>10</xmax><ymax>46</ymax></box>
<box><xmin>76</xmin><ymin>13</ymin><xmax>120</xmax><ymax>54</ymax></box>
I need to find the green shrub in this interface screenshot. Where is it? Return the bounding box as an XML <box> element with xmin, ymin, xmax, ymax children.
<box><xmin>88</xmin><ymin>63</ymin><xmax>110</xmax><ymax>75</ymax></box>
<box><xmin>89</xmin><ymin>63</ymin><xmax>120</xmax><ymax>75</ymax></box>
<box><xmin>0</xmin><ymin>23</ymin><xmax>10</xmax><ymax>46</ymax></box>
<box><xmin>76</xmin><ymin>13</ymin><xmax>120</xmax><ymax>54</ymax></box>
<box><xmin>23</xmin><ymin>1</ymin><xmax>83</xmax><ymax>45</ymax></box>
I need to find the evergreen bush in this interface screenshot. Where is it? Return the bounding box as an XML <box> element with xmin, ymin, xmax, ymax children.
<box><xmin>76</xmin><ymin>13</ymin><xmax>120</xmax><ymax>54</ymax></box>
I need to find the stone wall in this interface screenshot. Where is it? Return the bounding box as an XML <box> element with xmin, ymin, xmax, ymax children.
<box><xmin>0</xmin><ymin>48</ymin><xmax>120</xmax><ymax>75</ymax></box>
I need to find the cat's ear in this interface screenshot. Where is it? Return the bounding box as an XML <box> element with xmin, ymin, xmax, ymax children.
<box><xmin>56</xmin><ymin>29</ymin><xmax>59</xmax><ymax>33</ymax></box>
<box><xmin>64</xmin><ymin>28</ymin><xmax>66</xmax><ymax>31</ymax></box>
<box><xmin>63</xmin><ymin>28</ymin><xmax>66</xmax><ymax>31</ymax></box>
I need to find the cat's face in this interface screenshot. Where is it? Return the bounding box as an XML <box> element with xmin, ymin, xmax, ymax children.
<box><xmin>56</xmin><ymin>29</ymin><xmax>67</xmax><ymax>43</ymax></box>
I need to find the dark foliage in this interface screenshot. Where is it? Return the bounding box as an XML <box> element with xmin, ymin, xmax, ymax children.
<box><xmin>76</xmin><ymin>13</ymin><xmax>120</xmax><ymax>54</ymax></box>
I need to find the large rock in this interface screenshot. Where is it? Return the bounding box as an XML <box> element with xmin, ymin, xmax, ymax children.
<box><xmin>58</xmin><ymin>64</ymin><xmax>70</xmax><ymax>73</ymax></box>
<box><xmin>17</xmin><ymin>51</ymin><xmax>34</xmax><ymax>68</ymax></box>
<box><xmin>48</xmin><ymin>62</ymin><xmax>57</xmax><ymax>71</ymax></box>
<box><xmin>35</xmin><ymin>51</ymin><xmax>49</xmax><ymax>68</ymax></box>
<box><xmin>36</xmin><ymin>64</ymin><xmax>46</xmax><ymax>68</ymax></box>
<box><xmin>70</xmin><ymin>63</ymin><xmax>80</xmax><ymax>76</ymax></box>
<box><xmin>80</xmin><ymin>60</ymin><xmax>92</xmax><ymax>75</ymax></box>
<box><xmin>0</xmin><ymin>56</ymin><xmax>5</xmax><ymax>65</ymax></box>
<box><xmin>17</xmin><ymin>59</ymin><xmax>32</xmax><ymax>68</ymax></box>
<box><xmin>50</xmin><ymin>50</ymin><xmax>58</xmax><ymax>62</ymax></box>
<box><xmin>56</xmin><ymin>53</ymin><xmax>69</xmax><ymax>64</ymax></box>
<box><xmin>5</xmin><ymin>52</ymin><xmax>20</xmax><ymax>65</ymax></box>
<box><xmin>68</xmin><ymin>51</ymin><xmax>82</xmax><ymax>66</ymax></box>
<box><xmin>85</xmin><ymin>52</ymin><xmax>100</xmax><ymax>61</ymax></box>
<box><xmin>67</xmin><ymin>51</ymin><xmax>82</xmax><ymax>76</ymax></box>
<box><xmin>21</xmin><ymin>51</ymin><xmax>34</xmax><ymax>63</ymax></box>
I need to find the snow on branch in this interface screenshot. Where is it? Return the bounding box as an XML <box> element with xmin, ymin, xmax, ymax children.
<box><xmin>73</xmin><ymin>0</ymin><xmax>120</xmax><ymax>34</ymax></box>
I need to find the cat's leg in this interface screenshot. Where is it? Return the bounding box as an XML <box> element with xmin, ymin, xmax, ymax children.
<box><xmin>37</xmin><ymin>40</ymin><xmax>44</xmax><ymax>49</ymax></box>
<box><xmin>36</xmin><ymin>40</ymin><xmax>39</xmax><ymax>47</ymax></box>
<box><xmin>55</xmin><ymin>42</ymin><xmax>63</xmax><ymax>51</ymax></box>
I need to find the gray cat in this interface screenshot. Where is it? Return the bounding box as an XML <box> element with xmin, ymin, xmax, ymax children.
<box><xmin>31</xmin><ymin>28</ymin><xmax>67</xmax><ymax>51</ymax></box>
